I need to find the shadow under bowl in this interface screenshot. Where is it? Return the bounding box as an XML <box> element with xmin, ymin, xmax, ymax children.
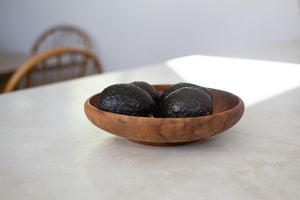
<box><xmin>84</xmin><ymin>85</ymin><xmax>244</xmax><ymax>146</ymax></box>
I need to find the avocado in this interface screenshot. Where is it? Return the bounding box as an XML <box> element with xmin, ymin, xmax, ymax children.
<box><xmin>160</xmin><ymin>82</ymin><xmax>213</xmax><ymax>101</ymax></box>
<box><xmin>97</xmin><ymin>83</ymin><xmax>155</xmax><ymax>116</ymax></box>
<box><xmin>131</xmin><ymin>81</ymin><xmax>159</xmax><ymax>104</ymax></box>
<box><xmin>154</xmin><ymin>87</ymin><xmax>213</xmax><ymax>118</ymax></box>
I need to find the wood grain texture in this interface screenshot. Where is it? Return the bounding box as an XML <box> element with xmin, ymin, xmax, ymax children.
<box><xmin>84</xmin><ymin>85</ymin><xmax>245</xmax><ymax>146</ymax></box>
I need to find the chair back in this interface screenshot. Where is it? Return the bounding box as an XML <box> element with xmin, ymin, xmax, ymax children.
<box><xmin>32</xmin><ymin>25</ymin><xmax>92</xmax><ymax>54</ymax></box>
<box><xmin>3</xmin><ymin>47</ymin><xmax>102</xmax><ymax>93</ymax></box>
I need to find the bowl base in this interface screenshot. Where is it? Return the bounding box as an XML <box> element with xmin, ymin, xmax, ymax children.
<box><xmin>128</xmin><ymin>139</ymin><xmax>199</xmax><ymax>146</ymax></box>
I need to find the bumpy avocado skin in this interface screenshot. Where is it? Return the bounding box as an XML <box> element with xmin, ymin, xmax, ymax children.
<box><xmin>97</xmin><ymin>83</ymin><xmax>155</xmax><ymax>116</ymax></box>
<box><xmin>160</xmin><ymin>82</ymin><xmax>213</xmax><ymax>101</ymax></box>
<box><xmin>155</xmin><ymin>87</ymin><xmax>213</xmax><ymax>118</ymax></box>
<box><xmin>131</xmin><ymin>81</ymin><xmax>159</xmax><ymax>104</ymax></box>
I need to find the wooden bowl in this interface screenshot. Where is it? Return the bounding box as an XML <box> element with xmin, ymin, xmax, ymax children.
<box><xmin>84</xmin><ymin>85</ymin><xmax>244</xmax><ymax>146</ymax></box>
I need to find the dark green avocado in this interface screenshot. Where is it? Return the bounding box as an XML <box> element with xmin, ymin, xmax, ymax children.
<box><xmin>131</xmin><ymin>81</ymin><xmax>159</xmax><ymax>104</ymax></box>
<box><xmin>154</xmin><ymin>87</ymin><xmax>213</xmax><ymax>118</ymax></box>
<box><xmin>160</xmin><ymin>82</ymin><xmax>213</xmax><ymax>101</ymax></box>
<box><xmin>97</xmin><ymin>83</ymin><xmax>155</xmax><ymax>116</ymax></box>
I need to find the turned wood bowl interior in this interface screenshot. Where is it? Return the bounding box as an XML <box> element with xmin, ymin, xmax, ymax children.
<box><xmin>84</xmin><ymin>85</ymin><xmax>244</xmax><ymax>146</ymax></box>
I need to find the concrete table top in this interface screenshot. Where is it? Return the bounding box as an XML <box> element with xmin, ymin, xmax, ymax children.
<box><xmin>0</xmin><ymin>55</ymin><xmax>299</xmax><ymax>200</ymax></box>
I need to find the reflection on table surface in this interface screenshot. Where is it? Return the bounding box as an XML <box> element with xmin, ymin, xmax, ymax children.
<box><xmin>167</xmin><ymin>55</ymin><xmax>300</xmax><ymax>106</ymax></box>
<box><xmin>0</xmin><ymin>55</ymin><xmax>299</xmax><ymax>200</ymax></box>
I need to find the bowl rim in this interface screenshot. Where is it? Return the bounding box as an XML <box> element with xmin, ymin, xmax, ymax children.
<box><xmin>85</xmin><ymin>85</ymin><xmax>244</xmax><ymax>121</ymax></box>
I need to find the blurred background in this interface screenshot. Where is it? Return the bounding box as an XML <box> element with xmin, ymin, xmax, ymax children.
<box><xmin>1</xmin><ymin>0</ymin><xmax>300</xmax><ymax>72</ymax></box>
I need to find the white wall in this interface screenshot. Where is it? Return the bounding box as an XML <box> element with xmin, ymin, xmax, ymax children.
<box><xmin>0</xmin><ymin>0</ymin><xmax>300</xmax><ymax>72</ymax></box>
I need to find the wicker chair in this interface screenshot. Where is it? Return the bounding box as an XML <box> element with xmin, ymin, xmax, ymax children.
<box><xmin>32</xmin><ymin>25</ymin><xmax>92</xmax><ymax>55</ymax></box>
<box><xmin>3</xmin><ymin>47</ymin><xmax>102</xmax><ymax>93</ymax></box>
